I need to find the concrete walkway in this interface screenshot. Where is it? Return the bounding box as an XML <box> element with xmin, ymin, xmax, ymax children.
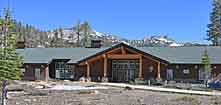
<box><xmin>99</xmin><ymin>83</ymin><xmax>221</xmax><ymax>96</ymax></box>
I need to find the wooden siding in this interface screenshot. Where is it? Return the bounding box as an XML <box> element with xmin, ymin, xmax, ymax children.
<box><xmin>90</xmin><ymin>59</ymin><xmax>104</xmax><ymax>81</ymax></box>
<box><xmin>23</xmin><ymin>64</ymin><xmax>35</xmax><ymax>80</ymax></box>
<box><xmin>170</xmin><ymin>64</ymin><xmax>199</xmax><ymax>81</ymax></box>
<box><xmin>74</xmin><ymin>65</ymin><xmax>87</xmax><ymax>80</ymax></box>
<box><xmin>211</xmin><ymin>65</ymin><xmax>221</xmax><ymax>77</ymax></box>
<box><xmin>142</xmin><ymin>57</ymin><xmax>157</xmax><ymax>80</ymax></box>
<box><xmin>23</xmin><ymin>64</ymin><xmax>46</xmax><ymax>81</ymax></box>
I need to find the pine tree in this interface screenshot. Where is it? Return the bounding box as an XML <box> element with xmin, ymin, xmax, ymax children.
<box><xmin>75</xmin><ymin>21</ymin><xmax>81</xmax><ymax>47</ymax></box>
<box><xmin>0</xmin><ymin>8</ymin><xmax>23</xmax><ymax>81</ymax></box>
<box><xmin>51</xmin><ymin>29</ymin><xmax>59</xmax><ymax>47</ymax></box>
<box><xmin>81</xmin><ymin>21</ymin><xmax>92</xmax><ymax>47</ymax></box>
<box><xmin>202</xmin><ymin>49</ymin><xmax>211</xmax><ymax>87</ymax></box>
<box><xmin>207</xmin><ymin>0</ymin><xmax>221</xmax><ymax>46</ymax></box>
<box><xmin>58</xmin><ymin>28</ymin><xmax>64</xmax><ymax>47</ymax></box>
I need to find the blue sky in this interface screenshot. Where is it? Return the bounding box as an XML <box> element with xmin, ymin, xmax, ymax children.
<box><xmin>0</xmin><ymin>0</ymin><xmax>213</xmax><ymax>43</ymax></box>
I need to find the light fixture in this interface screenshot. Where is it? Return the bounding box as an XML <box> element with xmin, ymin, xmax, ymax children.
<box><xmin>41</xmin><ymin>65</ymin><xmax>45</xmax><ymax>68</ymax></box>
<box><xmin>194</xmin><ymin>65</ymin><xmax>198</xmax><ymax>69</ymax></box>
<box><xmin>149</xmin><ymin>66</ymin><xmax>153</xmax><ymax>72</ymax></box>
<box><xmin>176</xmin><ymin>65</ymin><xmax>179</xmax><ymax>69</ymax></box>
<box><xmin>214</xmin><ymin>66</ymin><xmax>217</xmax><ymax>69</ymax></box>
<box><xmin>25</xmin><ymin>65</ymin><xmax>29</xmax><ymax>68</ymax></box>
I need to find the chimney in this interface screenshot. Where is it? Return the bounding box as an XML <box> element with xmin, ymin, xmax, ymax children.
<box><xmin>16</xmin><ymin>41</ymin><xmax>26</xmax><ymax>49</ymax></box>
<box><xmin>90</xmin><ymin>39</ymin><xmax>102</xmax><ymax>48</ymax></box>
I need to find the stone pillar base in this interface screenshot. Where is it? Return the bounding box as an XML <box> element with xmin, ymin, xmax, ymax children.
<box><xmin>156</xmin><ymin>78</ymin><xmax>162</xmax><ymax>82</ymax></box>
<box><xmin>102</xmin><ymin>77</ymin><xmax>108</xmax><ymax>82</ymax></box>
<box><xmin>139</xmin><ymin>77</ymin><xmax>144</xmax><ymax>81</ymax></box>
<box><xmin>86</xmin><ymin>77</ymin><xmax>91</xmax><ymax>82</ymax></box>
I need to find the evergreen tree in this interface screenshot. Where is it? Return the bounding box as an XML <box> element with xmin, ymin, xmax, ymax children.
<box><xmin>81</xmin><ymin>21</ymin><xmax>92</xmax><ymax>47</ymax></box>
<box><xmin>201</xmin><ymin>49</ymin><xmax>211</xmax><ymax>87</ymax></box>
<box><xmin>58</xmin><ymin>28</ymin><xmax>64</xmax><ymax>47</ymax></box>
<box><xmin>0</xmin><ymin>19</ymin><xmax>3</xmax><ymax>48</ymax></box>
<box><xmin>0</xmin><ymin>8</ymin><xmax>23</xmax><ymax>81</ymax></box>
<box><xmin>207</xmin><ymin>0</ymin><xmax>221</xmax><ymax>46</ymax></box>
<box><xmin>50</xmin><ymin>29</ymin><xmax>59</xmax><ymax>47</ymax></box>
<box><xmin>75</xmin><ymin>21</ymin><xmax>81</xmax><ymax>47</ymax></box>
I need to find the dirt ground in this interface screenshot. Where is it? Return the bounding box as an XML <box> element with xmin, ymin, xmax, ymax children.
<box><xmin>5</xmin><ymin>87</ymin><xmax>221</xmax><ymax>105</ymax></box>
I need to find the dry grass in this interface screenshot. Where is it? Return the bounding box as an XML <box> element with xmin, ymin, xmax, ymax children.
<box><xmin>78</xmin><ymin>90</ymin><xmax>94</xmax><ymax>94</ymax></box>
<box><xmin>171</xmin><ymin>96</ymin><xmax>200</xmax><ymax>105</ymax></box>
<box><xmin>173</xmin><ymin>96</ymin><xmax>195</xmax><ymax>101</ymax></box>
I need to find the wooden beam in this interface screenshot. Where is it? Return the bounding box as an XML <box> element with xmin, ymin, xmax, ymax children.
<box><xmin>121</xmin><ymin>46</ymin><xmax>126</xmax><ymax>54</ymax></box>
<box><xmin>86</xmin><ymin>61</ymin><xmax>90</xmax><ymax>78</ymax></box>
<box><xmin>124</xmin><ymin>48</ymin><xmax>139</xmax><ymax>54</ymax></box>
<box><xmin>143</xmin><ymin>55</ymin><xmax>168</xmax><ymax>66</ymax></box>
<box><xmin>103</xmin><ymin>54</ymin><xmax>107</xmax><ymax>77</ymax></box>
<box><xmin>157</xmin><ymin>62</ymin><xmax>161</xmax><ymax>80</ymax></box>
<box><xmin>143</xmin><ymin>55</ymin><xmax>160</xmax><ymax>64</ymax></box>
<box><xmin>88</xmin><ymin>55</ymin><xmax>103</xmax><ymax>63</ymax></box>
<box><xmin>107</xmin><ymin>47</ymin><xmax>121</xmax><ymax>54</ymax></box>
<box><xmin>124</xmin><ymin>47</ymin><xmax>168</xmax><ymax>66</ymax></box>
<box><xmin>139</xmin><ymin>55</ymin><xmax>143</xmax><ymax>80</ymax></box>
<box><xmin>107</xmin><ymin>54</ymin><xmax>140</xmax><ymax>59</ymax></box>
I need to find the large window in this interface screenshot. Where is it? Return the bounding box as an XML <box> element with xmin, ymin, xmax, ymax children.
<box><xmin>55</xmin><ymin>61</ymin><xmax>73</xmax><ymax>80</ymax></box>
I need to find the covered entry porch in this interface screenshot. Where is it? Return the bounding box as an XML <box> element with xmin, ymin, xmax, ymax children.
<box><xmin>74</xmin><ymin>44</ymin><xmax>168</xmax><ymax>82</ymax></box>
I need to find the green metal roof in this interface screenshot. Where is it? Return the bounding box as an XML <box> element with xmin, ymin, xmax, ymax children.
<box><xmin>138</xmin><ymin>46</ymin><xmax>221</xmax><ymax>64</ymax></box>
<box><xmin>16</xmin><ymin>48</ymin><xmax>99</xmax><ymax>64</ymax></box>
<box><xmin>16</xmin><ymin>43</ymin><xmax>221</xmax><ymax>64</ymax></box>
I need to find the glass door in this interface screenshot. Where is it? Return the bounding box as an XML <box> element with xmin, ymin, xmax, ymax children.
<box><xmin>112</xmin><ymin>60</ymin><xmax>139</xmax><ymax>82</ymax></box>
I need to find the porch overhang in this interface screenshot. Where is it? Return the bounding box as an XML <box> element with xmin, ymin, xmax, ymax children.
<box><xmin>67</xmin><ymin>43</ymin><xmax>170</xmax><ymax>65</ymax></box>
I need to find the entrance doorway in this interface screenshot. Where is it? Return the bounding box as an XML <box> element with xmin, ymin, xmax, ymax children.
<box><xmin>55</xmin><ymin>61</ymin><xmax>74</xmax><ymax>80</ymax></box>
<box><xmin>112</xmin><ymin>60</ymin><xmax>139</xmax><ymax>82</ymax></box>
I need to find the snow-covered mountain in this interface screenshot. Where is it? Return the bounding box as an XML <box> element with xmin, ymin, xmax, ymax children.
<box><xmin>47</xmin><ymin>26</ymin><xmax>183</xmax><ymax>47</ymax></box>
<box><xmin>47</xmin><ymin>27</ymin><xmax>129</xmax><ymax>47</ymax></box>
<box><xmin>146</xmin><ymin>36</ymin><xmax>183</xmax><ymax>47</ymax></box>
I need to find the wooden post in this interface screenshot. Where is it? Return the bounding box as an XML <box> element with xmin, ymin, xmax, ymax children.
<box><xmin>102</xmin><ymin>54</ymin><xmax>108</xmax><ymax>82</ymax></box>
<box><xmin>139</xmin><ymin>55</ymin><xmax>143</xmax><ymax>80</ymax></box>
<box><xmin>103</xmin><ymin>54</ymin><xmax>107</xmax><ymax>77</ymax></box>
<box><xmin>44</xmin><ymin>65</ymin><xmax>49</xmax><ymax>82</ymax></box>
<box><xmin>86</xmin><ymin>61</ymin><xmax>90</xmax><ymax>78</ymax></box>
<box><xmin>157</xmin><ymin>62</ymin><xmax>161</xmax><ymax>80</ymax></box>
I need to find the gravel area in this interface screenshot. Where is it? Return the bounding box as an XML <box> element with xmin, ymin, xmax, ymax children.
<box><xmin>2</xmin><ymin>81</ymin><xmax>221</xmax><ymax>105</ymax></box>
<box><xmin>5</xmin><ymin>87</ymin><xmax>221</xmax><ymax>105</ymax></box>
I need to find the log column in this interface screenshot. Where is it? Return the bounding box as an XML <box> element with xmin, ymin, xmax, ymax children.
<box><xmin>157</xmin><ymin>62</ymin><xmax>161</xmax><ymax>80</ymax></box>
<box><xmin>102</xmin><ymin>54</ymin><xmax>108</xmax><ymax>82</ymax></box>
<box><xmin>86</xmin><ymin>62</ymin><xmax>91</xmax><ymax>81</ymax></box>
<box><xmin>103</xmin><ymin>54</ymin><xmax>107</xmax><ymax>77</ymax></box>
<box><xmin>44</xmin><ymin>64</ymin><xmax>49</xmax><ymax>82</ymax></box>
<box><xmin>139</xmin><ymin>55</ymin><xmax>143</xmax><ymax>80</ymax></box>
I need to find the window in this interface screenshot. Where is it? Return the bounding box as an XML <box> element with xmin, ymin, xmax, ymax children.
<box><xmin>183</xmin><ymin>69</ymin><xmax>190</xmax><ymax>74</ymax></box>
<box><xmin>55</xmin><ymin>61</ymin><xmax>73</xmax><ymax>80</ymax></box>
<box><xmin>35</xmin><ymin>68</ymin><xmax>41</xmax><ymax>80</ymax></box>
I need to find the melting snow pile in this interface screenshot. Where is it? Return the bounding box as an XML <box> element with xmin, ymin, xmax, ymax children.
<box><xmin>49</xmin><ymin>85</ymin><xmax>108</xmax><ymax>90</ymax></box>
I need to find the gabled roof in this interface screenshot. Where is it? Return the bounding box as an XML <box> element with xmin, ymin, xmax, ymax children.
<box><xmin>67</xmin><ymin>43</ymin><xmax>169</xmax><ymax>64</ymax></box>
<box><xmin>16</xmin><ymin>43</ymin><xmax>221</xmax><ymax>64</ymax></box>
